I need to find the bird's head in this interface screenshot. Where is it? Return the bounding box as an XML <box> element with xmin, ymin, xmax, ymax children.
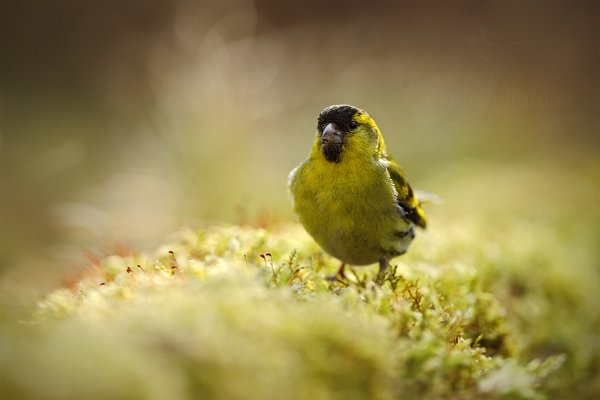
<box><xmin>313</xmin><ymin>104</ymin><xmax>387</xmax><ymax>163</ymax></box>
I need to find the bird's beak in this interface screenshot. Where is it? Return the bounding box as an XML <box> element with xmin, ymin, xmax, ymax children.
<box><xmin>322</xmin><ymin>123</ymin><xmax>343</xmax><ymax>144</ymax></box>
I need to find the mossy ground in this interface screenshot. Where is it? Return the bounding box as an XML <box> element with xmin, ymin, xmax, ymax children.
<box><xmin>1</xmin><ymin>155</ymin><xmax>599</xmax><ymax>399</ymax></box>
<box><xmin>1</xmin><ymin>202</ymin><xmax>598</xmax><ymax>399</ymax></box>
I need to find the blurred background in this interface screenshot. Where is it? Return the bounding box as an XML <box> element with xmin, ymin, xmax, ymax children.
<box><xmin>1</xmin><ymin>0</ymin><xmax>599</xmax><ymax>306</ymax></box>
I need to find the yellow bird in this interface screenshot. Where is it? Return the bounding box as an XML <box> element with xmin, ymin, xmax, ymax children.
<box><xmin>289</xmin><ymin>104</ymin><xmax>427</xmax><ymax>281</ymax></box>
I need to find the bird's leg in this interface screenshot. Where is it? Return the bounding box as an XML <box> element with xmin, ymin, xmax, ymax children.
<box><xmin>376</xmin><ymin>259</ymin><xmax>389</xmax><ymax>284</ymax></box>
<box><xmin>326</xmin><ymin>262</ymin><xmax>346</xmax><ymax>282</ymax></box>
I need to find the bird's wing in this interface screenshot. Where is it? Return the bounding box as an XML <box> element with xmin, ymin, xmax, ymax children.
<box><xmin>386</xmin><ymin>158</ymin><xmax>427</xmax><ymax>229</ymax></box>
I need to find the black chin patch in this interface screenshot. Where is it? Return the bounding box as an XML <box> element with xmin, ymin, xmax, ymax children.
<box><xmin>322</xmin><ymin>143</ymin><xmax>343</xmax><ymax>163</ymax></box>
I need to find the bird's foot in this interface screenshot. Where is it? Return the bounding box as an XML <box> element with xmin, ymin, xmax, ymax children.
<box><xmin>376</xmin><ymin>259</ymin><xmax>390</xmax><ymax>285</ymax></box>
<box><xmin>326</xmin><ymin>263</ymin><xmax>346</xmax><ymax>283</ymax></box>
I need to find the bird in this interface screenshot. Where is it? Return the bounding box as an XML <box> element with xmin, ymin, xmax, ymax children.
<box><xmin>288</xmin><ymin>104</ymin><xmax>427</xmax><ymax>282</ymax></box>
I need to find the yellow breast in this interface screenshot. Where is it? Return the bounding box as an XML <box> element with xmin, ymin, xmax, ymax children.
<box><xmin>290</xmin><ymin>154</ymin><xmax>411</xmax><ymax>265</ymax></box>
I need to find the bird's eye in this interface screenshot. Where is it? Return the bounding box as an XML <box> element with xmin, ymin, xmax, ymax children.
<box><xmin>349</xmin><ymin>121</ymin><xmax>358</xmax><ymax>130</ymax></box>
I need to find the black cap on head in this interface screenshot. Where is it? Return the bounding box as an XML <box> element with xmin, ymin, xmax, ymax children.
<box><xmin>317</xmin><ymin>105</ymin><xmax>359</xmax><ymax>132</ymax></box>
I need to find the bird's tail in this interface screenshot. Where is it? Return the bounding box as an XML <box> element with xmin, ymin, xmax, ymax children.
<box><xmin>415</xmin><ymin>190</ymin><xmax>444</xmax><ymax>206</ymax></box>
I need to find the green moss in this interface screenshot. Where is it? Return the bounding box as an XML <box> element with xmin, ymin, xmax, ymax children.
<box><xmin>1</xmin><ymin>214</ymin><xmax>597</xmax><ymax>399</ymax></box>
